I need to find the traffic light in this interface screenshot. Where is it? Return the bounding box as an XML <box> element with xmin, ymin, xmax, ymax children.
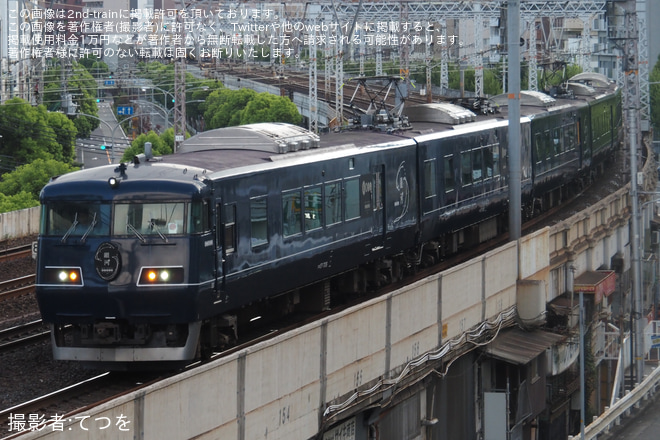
<box><xmin>100</xmin><ymin>145</ymin><xmax>106</xmax><ymax>150</ymax></box>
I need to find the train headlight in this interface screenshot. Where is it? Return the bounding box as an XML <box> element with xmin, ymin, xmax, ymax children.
<box><xmin>42</xmin><ymin>267</ymin><xmax>84</xmax><ymax>286</ymax></box>
<box><xmin>108</xmin><ymin>177</ymin><xmax>120</xmax><ymax>188</ymax></box>
<box><xmin>138</xmin><ymin>267</ymin><xmax>184</xmax><ymax>286</ymax></box>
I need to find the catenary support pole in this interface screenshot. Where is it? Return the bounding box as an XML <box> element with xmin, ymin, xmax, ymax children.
<box><xmin>507</xmin><ymin>0</ymin><xmax>521</xmax><ymax>240</ymax></box>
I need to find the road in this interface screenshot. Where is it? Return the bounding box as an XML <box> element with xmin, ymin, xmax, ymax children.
<box><xmin>75</xmin><ymin>99</ymin><xmax>129</xmax><ymax>168</ymax></box>
<box><xmin>603</xmin><ymin>398</ymin><xmax>660</xmax><ymax>439</ymax></box>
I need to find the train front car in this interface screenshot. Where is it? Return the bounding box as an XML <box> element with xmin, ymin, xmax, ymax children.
<box><xmin>36</xmin><ymin>160</ymin><xmax>214</xmax><ymax>369</ymax></box>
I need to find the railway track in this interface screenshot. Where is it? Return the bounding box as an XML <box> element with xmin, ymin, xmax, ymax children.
<box><xmin>0</xmin><ymin>275</ymin><xmax>36</xmax><ymax>301</ymax></box>
<box><xmin>0</xmin><ymin>319</ymin><xmax>49</xmax><ymax>353</ymax></box>
<box><xmin>0</xmin><ymin>245</ymin><xmax>32</xmax><ymax>264</ymax></box>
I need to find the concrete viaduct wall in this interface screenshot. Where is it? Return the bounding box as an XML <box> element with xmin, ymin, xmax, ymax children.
<box><xmin>15</xmin><ymin>183</ymin><xmax>632</xmax><ymax>440</ymax></box>
<box><xmin>0</xmin><ymin>207</ymin><xmax>39</xmax><ymax>240</ymax></box>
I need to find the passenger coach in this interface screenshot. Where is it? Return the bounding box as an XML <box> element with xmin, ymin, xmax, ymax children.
<box><xmin>35</xmin><ymin>73</ymin><xmax>621</xmax><ymax>368</ymax></box>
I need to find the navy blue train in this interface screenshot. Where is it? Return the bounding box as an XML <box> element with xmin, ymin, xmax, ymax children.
<box><xmin>36</xmin><ymin>73</ymin><xmax>621</xmax><ymax>368</ymax></box>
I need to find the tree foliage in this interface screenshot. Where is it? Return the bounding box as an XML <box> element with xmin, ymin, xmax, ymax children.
<box><xmin>203</xmin><ymin>88</ymin><xmax>257</xmax><ymax>129</ymax></box>
<box><xmin>42</xmin><ymin>61</ymin><xmax>100</xmax><ymax>138</ymax></box>
<box><xmin>651</xmin><ymin>54</ymin><xmax>660</xmax><ymax>129</ymax></box>
<box><xmin>240</xmin><ymin>93</ymin><xmax>302</xmax><ymax>125</ymax></box>
<box><xmin>0</xmin><ymin>159</ymin><xmax>78</xmax><ymax>210</ymax></box>
<box><xmin>0</xmin><ymin>98</ymin><xmax>65</xmax><ymax>165</ymax></box>
<box><xmin>0</xmin><ymin>191</ymin><xmax>40</xmax><ymax>213</ymax></box>
<box><xmin>202</xmin><ymin>88</ymin><xmax>302</xmax><ymax>129</ymax></box>
<box><xmin>67</xmin><ymin>62</ymin><xmax>101</xmax><ymax>137</ymax></box>
<box><xmin>78</xmin><ymin>55</ymin><xmax>109</xmax><ymax>79</ymax></box>
<box><xmin>538</xmin><ymin>64</ymin><xmax>583</xmax><ymax>92</ymax></box>
<box><xmin>46</xmin><ymin>111</ymin><xmax>78</xmax><ymax>162</ymax></box>
<box><xmin>120</xmin><ymin>130</ymin><xmax>173</xmax><ymax>162</ymax></box>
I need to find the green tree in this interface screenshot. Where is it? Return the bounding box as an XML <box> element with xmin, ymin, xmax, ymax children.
<box><xmin>0</xmin><ymin>191</ymin><xmax>40</xmax><ymax>213</ymax></box>
<box><xmin>0</xmin><ymin>158</ymin><xmax>78</xmax><ymax>201</ymax></box>
<box><xmin>78</xmin><ymin>55</ymin><xmax>109</xmax><ymax>79</ymax></box>
<box><xmin>650</xmin><ymin>54</ymin><xmax>660</xmax><ymax>129</ymax></box>
<box><xmin>121</xmin><ymin>131</ymin><xmax>172</xmax><ymax>162</ymax></box>
<box><xmin>202</xmin><ymin>89</ymin><xmax>302</xmax><ymax>129</ymax></box>
<box><xmin>240</xmin><ymin>93</ymin><xmax>302</xmax><ymax>125</ymax></box>
<box><xmin>159</xmin><ymin>127</ymin><xmax>176</xmax><ymax>151</ymax></box>
<box><xmin>0</xmin><ymin>98</ymin><xmax>61</xmax><ymax>164</ymax></box>
<box><xmin>187</xmin><ymin>81</ymin><xmax>223</xmax><ymax>123</ymax></box>
<box><xmin>483</xmin><ymin>69</ymin><xmax>503</xmax><ymax>96</ymax></box>
<box><xmin>539</xmin><ymin>64</ymin><xmax>583</xmax><ymax>92</ymax></box>
<box><xmin>42</xmin><ymin>60</ymin><xmax>100</xmax><ymax>138</ymax></box>
<box><xmin>46</xmin><ymin>111</ymin><xmax>78</xmax><ymax>162</ymax></box>
<box><xmin>67</xmin><ymin>62</ymin><xmax>101</xmax><ymax>137</ymax></box>
<box><xmin>202</xmin><ymin>88</ymin><xmax>257</xmax><ymax>129</ymax></box>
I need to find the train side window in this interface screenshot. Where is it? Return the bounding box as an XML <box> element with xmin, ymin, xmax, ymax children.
<box><xmin>345</xmin><ymin>177</ymin><xmax>360</xmax><ymax>220</ymax></box>
<box><xmin>461</xmin><ymin>152</ymin><xmax>472</xmax><ymax>186</ymax></box>
<box><xmin>483</xmin><ymin>147</ymin><xmax>494</xmax><ymax>179</ymax></box>
<box><xmin>324</xmin><ymin>182</ymin><xmax>342</xmax><ymax>226</ymax></box>
<box><xmin>543</xmin><ymin>131</ymin><xmax>552</xmax><ymax>160</ymax></box>
<box><xmin>472</xmin><ymin>149</ymin><xmax>483</xmax><ymax>182</ymax></box>
<box><xmin>223</xmin><ymin>203</ymin><xmax>236</xmax><ymax>254</ymax></box>
<box><xmin>444</xmin><ymin>155</ymin><xmax>455</xmax><ymax>192</ymax></box>
<box><xmin>423</xmin><ymin>159</ymin><xmax>437</xmax><ymax>199</ymax></box>
<box><xmin>552</xmin><ymin>128</ymin><xmax>562</xmax><ymax>155</ymax></box>
<box><xmin>282</xmin><ymin>190</ymin><xmax>302</xmax><ymax>237</ymax></box>
<box><xmin>564</xmin><ymin>123</ymin><xmax>576</xmax><ymax>151</ymax></box>
<box><xmin>304</xmin><ymin>186</ymin><xmax>323</xmax><ymax>231</ymax></box>
<box><xmin>534</xmin><ymin>133</ymin><xmax>543</xmax><ymax>165</ymax></box>
<box><xmin>492</xmin><ymin>144</ymin><xmax>501</xmax><ymax>177</ymax></box>
<box><xmin>189</xmin><ymin>201</ymin><xmax>210</xmax><ymax>234</ymax></box>
<box><xmin>250</xmin><ymin>197</ymin><xmax>268</xmax><ymax>248</ymax></box>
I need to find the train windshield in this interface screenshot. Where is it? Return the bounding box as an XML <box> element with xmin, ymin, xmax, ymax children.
<box><xmin>114</xmin><ymin>202</ymin><xmax>186</xmax><ymax>237</ymax></box>
<box><xmin>43</xmin><ymin>202</ymin><xmax>111</xmax><ymax>240</ymax></box>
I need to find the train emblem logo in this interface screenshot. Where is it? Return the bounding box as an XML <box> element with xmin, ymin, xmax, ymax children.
<box><xmin>94</xmin><ymin>242</ymin><xmax>122</xmax><ymax>281</ymax></box>
<box><xmin>394</xmin><ymin>161</ymin><xmax>410</xmax><ymax>224</ymax></box>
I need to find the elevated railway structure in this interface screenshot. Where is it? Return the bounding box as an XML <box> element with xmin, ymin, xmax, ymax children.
<box><xmin>12</xmin><ymin>140</ymin><xmax>658</xmax><ymax>440</ymax></box>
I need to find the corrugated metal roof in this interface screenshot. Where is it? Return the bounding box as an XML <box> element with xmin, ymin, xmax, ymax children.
<box><xmin>574</xmin><ymin>270</ymin><xmax>615</xmax><ymax>290</ymax></box>
<box><xmin>486</xmin><ymin>328</ymin><xmax>564</xmax><ymax>365</ymax></box>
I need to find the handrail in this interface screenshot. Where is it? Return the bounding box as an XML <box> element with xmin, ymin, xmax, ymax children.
<box><xmin>571</xmin><ymin>360</ymin><xmax>660</xmax><ymax>439</ymax></box>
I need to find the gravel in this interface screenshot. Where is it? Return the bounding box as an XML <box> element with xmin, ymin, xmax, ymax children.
<box><xmin>0</xmin><ymin>235</ymin><xmax>99</xmax><ymax>411</ymax></box>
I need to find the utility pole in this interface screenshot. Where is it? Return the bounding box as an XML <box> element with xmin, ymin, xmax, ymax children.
<box><xmin>173</xmin><ymin>2</ymin><xmax>187</xmax><ymax>152</ymax></box>
<box><xmin>617</xmin><ymin>0</ymin><xmax>647</xmax><ymax>387</ymax></box>
<box><xmin>507</xmin><ymin>0</ymin><xmax>521</xmax><ymax>241</ymax></box>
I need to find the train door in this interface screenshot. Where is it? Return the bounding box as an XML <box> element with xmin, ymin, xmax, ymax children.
<box><xmin>580</xmin><ymin>114</ymin><xmax>591</xmax><ymax>169</ymax></box>
<box><xmin>373</xmin><ymin>165</ymin><xmax>386</xmax><ymax>239</ymax></box>
<box><xmin>442</xmin><ymin>152</ymin><xmax>457</xmax><ymax>206</ymax></box>
<box><xmin>214</xmin><ymin>199</ymin><xmax>233</xmax><ymax>296</ymax></box>
<box><xmin>360</xmin><ymin>166</ymin><xmax>385</xmax><ymax>243</ymax></box>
